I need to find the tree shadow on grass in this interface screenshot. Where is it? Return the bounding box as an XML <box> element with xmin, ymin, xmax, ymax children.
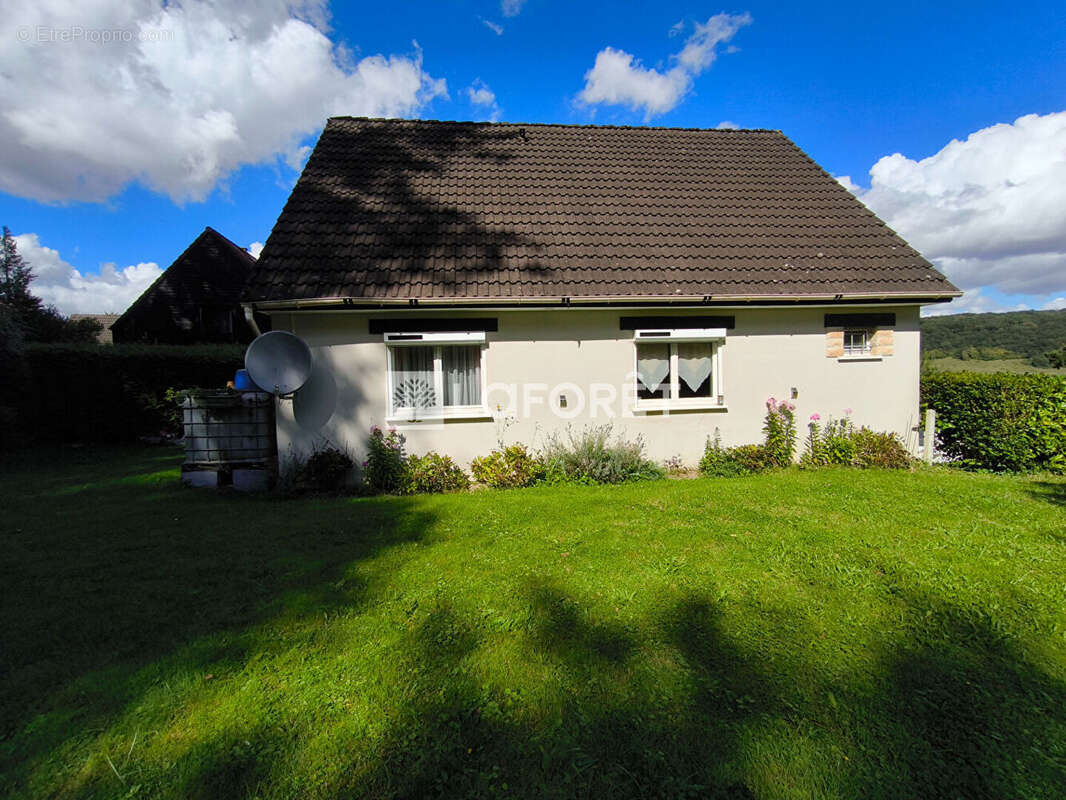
<box><xmin>314</xmin><ymin>587</ymin><xmax>761</xmax><ymax>799</ymax></box>
<box><xmin>841</xmin><ymin>594</ymin><xmax>1066</xmax><ymax>799</ymax></box>
<box><xmin>0</xmin><ymin>448</ymin><xmax>440</xmax><ymax>793</ymax></box>
<box><xmin>1024</xmin><ymin>480</ymin><xmax>1066</xmax><ymax>510</ymax></box>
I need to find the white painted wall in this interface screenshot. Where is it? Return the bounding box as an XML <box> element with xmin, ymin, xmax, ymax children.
<box><xmin>269</xmin><ymin>305</ymin><xmax>922</xmax><ymax>473</ymax></box>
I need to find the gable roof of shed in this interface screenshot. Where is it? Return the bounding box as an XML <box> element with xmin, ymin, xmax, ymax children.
<box><xmin>245</xmin><ymin>117</ymin><xmax>959</xmax><ymax>306</ymax></box>
<box><xmin>111</xmin><ymin>227</ymin><xmax>257</xmax><ymax>337</ymax></box>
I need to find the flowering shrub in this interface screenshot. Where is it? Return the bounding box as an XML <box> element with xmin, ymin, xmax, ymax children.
<box><xmin>763</xmin><ymin>397</ymin><xmax>797</xmax><ymax>466</ymax></box>
<box><xmin>407</xmin><ymin>452</ymin><xmax>470</xmax><ymax>494</ymax></box>
<box><xmin>364</xmin><ymin>427</ymin><xmax>409</xmax><ymax>494</ymax></box>
<box><xmin>802</xmin><ymin>411</ymin><xmax>912</xmax><ymax>470</ymax></box>
<box><xmin>663</xmin><ymin>454</ymin><xmax>687</xmax><ymax>475</ymax></box>
<box><xmin>471</xmin><ymin>444</ymin><xmax>545</xmax><ymax>488</ymax></box>
<box><xmin>802</xmin><ymin>415</ymin><xmax>856</xmax><ymax>467</ymax></box>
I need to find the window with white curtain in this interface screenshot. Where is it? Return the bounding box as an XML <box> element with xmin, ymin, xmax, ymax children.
<box><xmin>386</xmin><ymin>334</ymin><xmax>485</xmax><ymax>418</ymax></box>
<box><xmin>634</xmin><ymin>332</ymin><xmax>722</xmax><ymax>407</ymax></box>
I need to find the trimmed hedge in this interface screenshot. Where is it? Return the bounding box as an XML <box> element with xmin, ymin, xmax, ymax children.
<box><xmin>921</xmin><ymin>371</ymin><xmax>1066</xmax><ymax>472</ymax></box>
<box><xmin>16</xmin><ymin>343</ymin><xmax>243</xmax><ymax>443</ymax></box>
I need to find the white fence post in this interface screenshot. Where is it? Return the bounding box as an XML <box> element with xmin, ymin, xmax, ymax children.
<box><xmin>924</xmin><ymin>408</ymin><xmax>936</xmax><ymax>465</ymax></box>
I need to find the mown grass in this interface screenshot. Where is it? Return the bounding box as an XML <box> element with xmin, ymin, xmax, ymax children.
<box><xmin>926</xmin><ymin>356</ymin><xmax>1066</xmax><ymax>375</ymax></box>
<box><xmin>1</xmin><ymin>446</ymin><xmax>1065</xmax><ymax>799</ymax></box>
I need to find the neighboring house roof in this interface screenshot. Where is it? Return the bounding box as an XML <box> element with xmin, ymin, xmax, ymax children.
<box><xmin>69</xmin><ymin>313</ymin><xmax>120</xmax><ymax>344</ymax></box>
<box><xmin>111</xmin><ymin>227</ymin><xmax>259</xmax><ymax>344</ymax></box>
<box><xmin>246</xmin><ymin>117</ymin><xmax>960</xmax><ymax>306</ymax></box>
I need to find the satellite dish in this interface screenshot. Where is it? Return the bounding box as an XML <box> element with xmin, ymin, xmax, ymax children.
<box><xmin>245</xmin><ymin>331</ymin><xmax>313</xmax><ymax>395</ymax></box>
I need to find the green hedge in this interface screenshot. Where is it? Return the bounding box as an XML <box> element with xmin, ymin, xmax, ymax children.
<box><xmin>921</xmin><ymin>371</ymin><xmax>1066</xmax><ymax>472</ymax></box>
<box><xmin>16</xmin><ymin>343</ymin><xmax>243</xmax><ymax>443</ymax></box>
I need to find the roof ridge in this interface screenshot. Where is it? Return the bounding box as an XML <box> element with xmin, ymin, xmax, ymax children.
<box><xmin>326</xmin><ymin>116</ymin><xmax>784</xmax><ymax>135</ymax></box>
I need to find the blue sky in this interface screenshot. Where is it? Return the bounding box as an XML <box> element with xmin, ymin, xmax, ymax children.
<box><xmin>2</xmin><ymin>0</ymin><xmax>1065</xmax><ymax>314</ymax></box>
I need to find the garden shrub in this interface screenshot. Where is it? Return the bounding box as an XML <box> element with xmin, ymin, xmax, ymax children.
<box><xmin>301</xmin><ymin>445</ymin><xmax>354</xmax><ymax>491</ymax></box>
<box><xmin>802</xmin><ymin>416</ymin><xmax>857</xmax><ymax>467</ymax></box>
<box><xmin>802</xmin><ymin>415</ymin><xmax>911</xmax><ymax>470</ymax></box>
<box><xmin>763</xmin><ymin>397</ymin><xmax>797</xmax><ymax>466</ymax></box>
<box><xmin>16</xmin><ymin>343</ymin><xmax>242</xmax><ymax>443</ymax></box>
<box><xmin>727</xmin><ymin>444</ymin><xmax>777</xmax><ymax>474</ymax></box>
<box><xmin>539</xmin><ymin>424</ymin><xmax>664</xmax><ymax>484</ymax></box>
<box><xmin>364</xmin><ymin>427</ymin><xmax>410</xmax><ymax>494</ymax></box>
<box><xmin>407</xmin><ymin>452</ymin><xmax>470</xmax><ymax>494</ymax></box>
<box><xmin>851</xmin><ymin>428</ymin><xmax>912</xmax><ymax>469</ymax></box>
<box><xmin>698</xmin><ymin>431</ymin><xmax>775</xmax><ymax>477</ymax></box>
<box><xmin>921</xmin><ymin>372</ymin><xmax>1066</xmax><ymax>472</ymax></box>
<box><xmin>470</xmin><ymin>444</ymin><xmax>545</xmax><ymax>488</ymax></box>
<box><xmin>699</xmin><ymin>432</ymin><xmax>744</xmax><ymax>477</ymax></box>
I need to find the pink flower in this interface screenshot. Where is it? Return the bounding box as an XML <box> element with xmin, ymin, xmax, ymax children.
<box><xmin>371</xmin><ymin>425</ymin><xmax>381</xmax><ymax>434</ymax></box>
<box><xmin>387</xmin><ymin>426</ymin><xmax>396</xmax><ymax>433</ymax></box>
<box><xmin>767</xmin><ymin>397</ymin><xmax>776</xmax><ymax>407</ymax></box>
<box><xmin>810</xmin><ymin>413</ymin><xmax>820</xmax><ymax>421</ymax></box>
<box><xmin>844</xmin><ymin>408</ymin><xmax>853</xmax><ymax>415</ymax></box>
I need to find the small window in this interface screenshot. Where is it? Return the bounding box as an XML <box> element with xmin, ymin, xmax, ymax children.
<box><xmin>635</xmin><ymin>340</ymin><xmax>719</xmax><ymax>406</ymax></box>
<box><xmin>387</xmin><ymin>336</ymin><xmax>485</xmax><ymax>419</ymax></box>
<box><xmin>843</xmin><ymin>329</ymin><xmax>873</xmax><ymax>356</ymax></box>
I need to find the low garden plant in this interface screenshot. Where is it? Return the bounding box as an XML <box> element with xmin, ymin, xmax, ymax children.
<box><xmin>539</xmin><ymin>424</ymin><xmax>664</xmax><ymax>484</ymax></box>
<box><xmin>470</xmin><ymin>444</ymin><xmax>545</xmax><ymax>488</ymax></box>
<box><xmin>406</xmin><ymin>451</ymin><xmax>470</xmax><ymax>494</ymax></box>
<box><xmin>802</xmin><ymin>413</ymin><xmax>911</xmax><ymax>470</ymax></box>
<box><xmin>363</xmin><ymin>426</ymin><xmax>409</xmax><ymax>494</ymax></box>
<box><xmin>301</xmin><ymin>443</ymin><xmax>354</xmax><ymax>490</ymax></box>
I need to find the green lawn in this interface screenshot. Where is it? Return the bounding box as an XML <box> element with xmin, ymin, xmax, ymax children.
<box><xmin>926</xmin><ymin>356</ymin><xmax>1066</xmax><ymax>375</ymax></box>
<box><xmin>2</xmin><ymin>448</ymin><xmax>1065</xmax><ymax>799</ymax></box>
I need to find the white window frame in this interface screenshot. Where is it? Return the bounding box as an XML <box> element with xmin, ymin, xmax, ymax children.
<box><xmin>633</xmin><ymin>329</ymin><xmax>726</xmax><ymax>411</ymax></box>
<box><xmin>842</xmin><ymin>328</ymin><xmax>874</xmax><ymax>357</ymax></box>
<box><xmin>385</xmin><ymin>331</ymin><xmax>489</xmax><ymax>421</ymax></box>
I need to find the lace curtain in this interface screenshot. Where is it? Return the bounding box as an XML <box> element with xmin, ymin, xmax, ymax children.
<box><xmin>677</xmin><ymin>342</ymin><xmax>713</xmax><ymax>393</ymax></box>
<box><xmin>391</xmin><ymin>346</ymin><xmax>437</xmax><ymax>409</ymax></box>
<box><xmin>443</xmin><ymin>345</ymin><xmax>481</xmax><ymax>406</ymax></box>
<box><xmin>637</xmin><ymin>343</ymin><xmax>670</xmax><ymax>394</ymax></box>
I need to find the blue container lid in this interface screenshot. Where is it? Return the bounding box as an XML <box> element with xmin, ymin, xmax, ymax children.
<box><xmin>233</xmin><ymin>369</ymin><xmax>259</xmax><ymax>391</ymax></box>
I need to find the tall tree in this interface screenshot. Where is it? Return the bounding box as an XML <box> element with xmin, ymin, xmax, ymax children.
<box><xmin>0</xmin><ymin>226</ymin><xmax>101</xmax><ymax>343</ymax></box>
<box><xmin>0</xmin><ymin>226</ymin><xmax>40</xmax><ymax>315</ymax></box>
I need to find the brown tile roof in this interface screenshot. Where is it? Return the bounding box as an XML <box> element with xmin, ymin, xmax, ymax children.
<box><xmin>245</xmin><ymin>118</ymin><xmax>959</xmax><ymax>305</ymax></box>
<box><xmin>111</xmin><ymin>227</ymin><xmax>259</xmax><ymax>344</ymax></box>
<box><xmin>69</xmin><ymin>314</ymin><xmax>120</xmax><ymax>344</ymax></box>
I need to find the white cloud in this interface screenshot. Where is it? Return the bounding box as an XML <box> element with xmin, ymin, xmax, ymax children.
<box><xmin>501</xmin><ymin>0</ymin><xmax>526</xmax><ymax>18</ymax></box>
<box><xmin>669</xmin><ymin>20</ymin><xmax>685</xmax><ymax>38</ymax></box>
<box><xmin>14</xmin><ymin>233</ymin><xmax>162</xmax><ymax>315</ymax></box>
<box><xmin>1042</xmin><ymin>297</ymin><xmax>1066</xmax><ymax>310</ymax></box>
<box><xmin>577</xmin><ymin>13</ymin><xmax>751</xmax><ymax>119</ymax></box>
<box><xmin>465</xmin><ymin>79</ymin><xmax>501</xmax><ymax>122</ymax></box>
<box><xmin>856</xmin><ymin>111</ymin><xmax>1066</xmax><ymax>298</ymax></box>
<box><xmin>247</xmin><ymin>241</ymin><xmax>264</xmax><ymax>259</ymax></box>
<box><xmin>716</xmin><ymin>120</ymin><xmax>740</xmax><ymax>130</ymax></box>
<box><xmin>482</xmin><ymin>19</ymin><xmax>503</xmax><ymax>35</ymax></box>
<box><xmin>0</xmin><ymin>0</ymin><xmax>447</xmax><ymax>204</ymax></box>
<box><xmin>835</xmin><ymin>174</ymin><xmax>860</xmax><ymax>193</ymax></box>
<box><xmin>466</xmin><ymin>81</ymin><xmax>496</xmax><ymax>107</ymax></box>
<box><xmin>920</xmin><ymin>288</ymin><xmax>1028</xmax><ymax>317</ymax></box>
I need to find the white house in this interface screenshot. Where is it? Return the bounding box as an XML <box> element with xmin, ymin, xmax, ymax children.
<box><xmin>243</xmin><ymin>118</ymin><xmax>959</xmax><ymax>471</ymax></box>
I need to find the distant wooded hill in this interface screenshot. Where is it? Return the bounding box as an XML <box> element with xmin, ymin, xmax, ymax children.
<box><xmin>921</xmin><ymin>308</ymin><xmax>1066</xmax><ymax>367</ymax></box>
